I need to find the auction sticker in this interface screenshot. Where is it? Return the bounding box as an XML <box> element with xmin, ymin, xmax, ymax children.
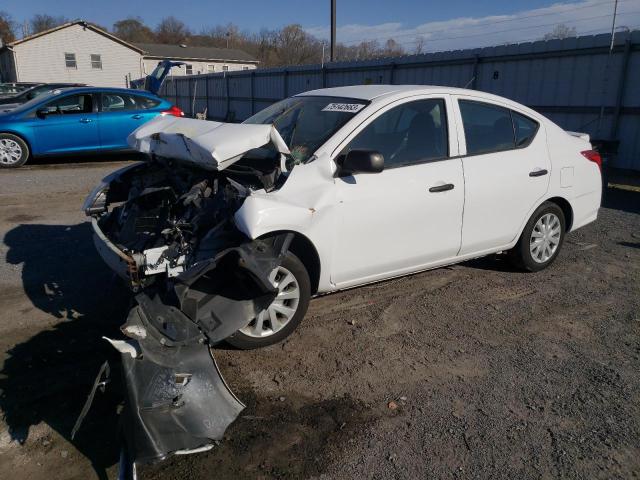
<box><xmin>322</xmin><ymin>103</ymin><xmax>366</xmax><ymax>113</ymax></box>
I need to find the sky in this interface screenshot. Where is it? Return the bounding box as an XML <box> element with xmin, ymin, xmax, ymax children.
<box><xmin>3</xmin><ymin>0</ymin><xmax>639</xmax><ymax>52</ymax></box>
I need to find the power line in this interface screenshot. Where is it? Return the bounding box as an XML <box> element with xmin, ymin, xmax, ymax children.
<box><xmin>347</xmin><ymin>10</ymin><xmax>639</xmax><ymax>50</ymax></box>
<box><xmin>339</xmin><ymin>0</ymin><xmax>634</xmax><ymax>46</ymax></box>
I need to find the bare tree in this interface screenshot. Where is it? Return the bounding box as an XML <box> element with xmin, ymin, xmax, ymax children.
<box><xmin>382</xmin><ymin>38</ymin><xmax>404</xmax><ymax>57</ymax></box>
<box><xmin>274</xmin><ymin>24</ymin><xmax>321</xmax><ymax>65</ymax></box>
<box><xmin>30</xmin><ymin>14</ymin><xmax>68</xmax><ymax>34</ymax></box>
<box><xmin>113</xmin><ymin>17</ymin><xmax>155</xmax><ymax>43</ymax></box>
<box><xmin>414</xmin><ymin>36</ymin><xmax>425</xmax><ymax>54</ymax></box>
<box><xmin>0</xmin><ymin>11</ymin><xmax>15</xmax><ymax>44</ymax></box>
<box><xmin>155</xmin><ymin>16</ymin><xmax>190</xmax><ymax>44</ymax></box>
<box><xmin>543</xmin><ymin>24</ymin><xmax>577</xmax><ymax>40</ymax></box>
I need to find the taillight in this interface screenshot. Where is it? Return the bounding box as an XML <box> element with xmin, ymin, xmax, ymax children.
<box><xmin>161</xmin><ymin>105</ymin><xmax>184</xmax><ymax>117</ymax></box>
<box><xmin>581</xmin><ymin>149</ymin><xmax>602</xmax><ymax>171</ymax></box>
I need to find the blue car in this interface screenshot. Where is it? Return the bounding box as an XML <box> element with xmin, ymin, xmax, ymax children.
<box><xmin>0</xmin><ymin>86</ymin><xmax>183</xmax><ymax>168</ymax></box>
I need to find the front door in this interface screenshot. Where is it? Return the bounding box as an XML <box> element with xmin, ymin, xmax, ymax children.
<box><xmin>32</xmin><ymin>93</ymin><xmax>100</xmax><ymax>154</ymax></box>
<box><xmin>331</xmin><ymin>96</ymin><xmax>464</xmax><ymax>288</ymax></box>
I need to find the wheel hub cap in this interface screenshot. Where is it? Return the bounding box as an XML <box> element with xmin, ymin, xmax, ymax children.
<box><xmin>239</xmin><ymin>266</ymin><xmax>300</xmax><ymax>338</ymax></box>
<box><xmin>0</xmin><ymin>139</ymin><xmax>22</xmax><ymax>165</ymax></box>
<box><xmin>530</xmin><ymin>213</ymin><xmax>561</xmax><ymax>263</ymax></box>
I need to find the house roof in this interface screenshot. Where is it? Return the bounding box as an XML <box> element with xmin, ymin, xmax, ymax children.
<box><xmin>134</xmin><ymin>43</ymin><xmax>258</xmax><ymax>63</ymax></box>
<box><xmin>2</xmin><ymin>20</ymin><xmax>145</xmax><ymax>54</ymax></box>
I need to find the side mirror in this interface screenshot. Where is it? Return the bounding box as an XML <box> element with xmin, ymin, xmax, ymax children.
<box><xmin>340</xmin><ymin>149</ymin><xmax>384</xmax><ymax>176</ymax></box>
<box><xmin>36</xmin><ymin>108</ymin><xmax>49</xmax><ymax>119</ymax></box>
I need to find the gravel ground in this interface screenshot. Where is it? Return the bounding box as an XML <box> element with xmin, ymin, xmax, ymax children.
<box><xmin>0</xmin><ymin>158</ymin><xmax>638</xmax><ymax>480</ymax></box>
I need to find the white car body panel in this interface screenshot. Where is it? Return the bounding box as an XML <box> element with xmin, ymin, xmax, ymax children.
<box><xmin>131</xmin><ymin>85</ymin><xmax>601</xmax><ymax>295</ymax></box>
<box><xmin>451</xmin><ymin>93</ymin><xmax>552</xmax><ymax>255</ymax></box>
<box><xmin>128</xmin><ymin>116</ymin><xmax>289</xmax><ymax>171</ymax></box>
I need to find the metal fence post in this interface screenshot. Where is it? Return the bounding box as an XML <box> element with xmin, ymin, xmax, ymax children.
<box><xmin>283</xmin><ymin>69</ymin><xmax>289</xmax><ymax>98</ymax></box>
<box><xmin>250</xmin><ymin>71</ymin><xmax>255</xmax><ymax>115</ymax></box>
<box><xmin>322</xmin><ymin>66</ymin><xmax>327</xmax><ymax>88</ymax></box>
<box><xmin>611</xmin><ymin>39</ymin><xmax>632</xmax><ymax>139</ymax></box>
<box><xmin>225</xmin><ymin>74</ymin><xmax>230</xmax><ymax>121</ymax></box>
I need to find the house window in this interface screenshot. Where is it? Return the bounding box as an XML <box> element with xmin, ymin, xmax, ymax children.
<box><xmin>65</xmin><ymin>53</ymin><xmax>77</xmax><ymax>69</ymax></box>
<box><xmin>90</xmin><ymin>54</ymin><xmax>102</xmax><ymax>69</ymax></box>
<box><xmin>242</xmin><ymin>66</ymin><xmax>249</xmax><ymax>71</ymax></box>
<box><xmin>207</xmin><ymin>64</ymin><xmax>215</xmax><ymax>73</ymax></box>
<box><xmin>185</xmin><ymin>64</ymin><xmax>193</xmax><ymax>75</ymax></box>
<box><xmin>222</xmin><ymin>65</ymin><xmax>229</xmax><ymax>71</ymax></box>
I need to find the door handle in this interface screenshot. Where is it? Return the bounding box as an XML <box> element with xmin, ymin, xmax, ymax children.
<box><xmin>79</xmin><ymin>118</ymin><xmax>92</xmax><ymax>123</ymax></box>
<box><xmin>529</xmin><ymin>169</ymin><xmax>548</xmax><ymax>177</ymax></box>
<box><xmin>132</xmin><ymin>114</ymin><xmax>143</xmax><ymax>119</ymax></box>
<box><xmin>429</xmin><ymin>183</ymin><xmax>454</xmax><ymax>193</ymax></box>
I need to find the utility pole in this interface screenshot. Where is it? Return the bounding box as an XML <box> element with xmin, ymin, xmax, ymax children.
<box><xmin>330</xmin><ymin>0</ymin><xmax>336</xmax><ymax>62</ymax></box>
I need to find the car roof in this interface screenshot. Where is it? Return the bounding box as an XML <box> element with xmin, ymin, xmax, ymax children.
<box><xmin>48</xmin><ymin>86</ymin><xmax>160</xmax><ymax>97</ymax></box>
<box><xmin>298</xmin><ymin>84</ymin><xmax>518</xmax><ymax>101</ymax></box>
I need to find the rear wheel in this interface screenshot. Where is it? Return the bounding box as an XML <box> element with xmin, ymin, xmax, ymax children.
<box><xmin>509</xmin><ymin>201</ymin><xmax>565</xmax><ymax>272</ymax></box>
<box><xmin>0</xmin><ymin>134</ymin><xmax>29</xmax><ymax>168</ymax></box>
<box><xmin>226</xmin><ymin>251</ymin><xmax>310</xmax><ymax>350</ymax></box>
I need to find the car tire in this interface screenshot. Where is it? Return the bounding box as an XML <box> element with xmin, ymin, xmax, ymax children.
<box><xmin>509</xmin><ymin>201</ymin><xmax>566</xmax><ymax>272</ymax></box>
<box><xmin>226</xmin><ymin>251</ymin><xmax>311</xmax><ymax>350</ymax></box>
<box><xmin>0</xmin><ymin>133</ymin><xmax>30</xmax><ymax>168</ymax></box>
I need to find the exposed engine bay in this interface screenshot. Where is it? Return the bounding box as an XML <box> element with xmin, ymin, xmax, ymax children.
<box><xmin>80</xmin><ymin>120</ymin><xmax>300</xmax><ymax>470</ymax></box>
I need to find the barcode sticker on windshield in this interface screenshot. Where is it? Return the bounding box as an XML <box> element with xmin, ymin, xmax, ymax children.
<box><xmin>322</xmin><ymin>103</ymin><xmax>365</xmax><ymax>113</ymax></box>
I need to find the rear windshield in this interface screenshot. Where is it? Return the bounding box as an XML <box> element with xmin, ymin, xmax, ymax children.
<box><xmin>243</xmin><ymin>96</ymin><xmax>368</xmax><ymax>163</ymax></box>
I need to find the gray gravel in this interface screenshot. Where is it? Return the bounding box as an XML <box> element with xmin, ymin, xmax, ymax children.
<box><xmin>0</xmin><ymin>161</ymin><xmax>638</xmax><ymax>480</ymax></box>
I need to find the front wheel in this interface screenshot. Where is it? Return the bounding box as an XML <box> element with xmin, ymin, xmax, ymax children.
<box><xmin>509</xmin><ymin>201</ymin><xmax>566</xmax><ymax>272</ymax></box>
<box><xmin>0</xmin><ymin>133</ymin><xmax>30</xmax><ymax>168</ymax></box>
<box><xmin>226</xmin><ymin>251</ymin><xmax>310</xmax><ymax>350</ymax></box>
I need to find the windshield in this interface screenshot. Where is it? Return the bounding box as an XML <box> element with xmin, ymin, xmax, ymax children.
<box><xmin>243</xmin><ymin>96</ymin><xmax>368</xmax><ymax>163</ymax></box>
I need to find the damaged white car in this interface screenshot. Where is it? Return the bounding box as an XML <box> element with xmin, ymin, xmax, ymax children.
<box><xmin>82</xmin><ymin>85</ymin><xmax>602</xmax><ymax>467</ymax></box>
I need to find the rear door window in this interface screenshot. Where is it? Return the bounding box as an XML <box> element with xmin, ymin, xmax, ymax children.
<box><xmin>459</xmin><ymin>100</ymin><xmax>515</xmax><ymax>155</ymax></box>
<box><xmin>101</xmin><ymin>93</ymin><xmax>137</xmax><ymax>111</ymax></box>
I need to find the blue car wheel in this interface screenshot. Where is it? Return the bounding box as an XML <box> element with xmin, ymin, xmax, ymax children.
<box><xmin>0</xmin><ymin>133</ymin><xmax>30</xmax><ymax>168</ymax></box>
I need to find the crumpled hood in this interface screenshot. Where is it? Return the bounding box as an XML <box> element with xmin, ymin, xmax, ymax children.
<box><xmin>128</xmin><ymin>116</ymin><xmax>290</xmax><ymax>171</ymax></box>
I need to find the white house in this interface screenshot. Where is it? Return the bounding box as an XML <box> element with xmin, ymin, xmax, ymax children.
<box><xmin>135</xmin><ymin>43</ymin><xmax>259</xmax><ymax>76</ymax></box>
<box><xmin>0</xmin><ymin>21</ymin><xmax>258</xmax><ymax>87</ymax></box>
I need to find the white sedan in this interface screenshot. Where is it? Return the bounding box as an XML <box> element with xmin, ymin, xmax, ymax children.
<box><xmin>85</xmin><ymin>85</ymin><xmax>602</xmax><ymax>349</ymax></box>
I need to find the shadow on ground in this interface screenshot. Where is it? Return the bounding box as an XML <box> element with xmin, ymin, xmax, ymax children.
<box><xmin>603</xmin><ymin>185</ymin><xmax>640</xmax><ymax>215</ymax></box>
<box><xmin>2</xmin><ymin>222</ymin><xmax>131</xmax><ymax>479</ymax></box>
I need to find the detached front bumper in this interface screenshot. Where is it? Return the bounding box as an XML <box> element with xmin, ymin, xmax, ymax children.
<box><xmin>91</xmin><ymin>217</ymin><xmax>142</xmax><ymax>288</ymax></box>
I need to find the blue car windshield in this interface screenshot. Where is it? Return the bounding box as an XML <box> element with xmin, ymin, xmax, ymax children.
<box><xmin>243</xmin><ymin>96</ymin><xmax>369</xmax><ymax>164</ymax></box>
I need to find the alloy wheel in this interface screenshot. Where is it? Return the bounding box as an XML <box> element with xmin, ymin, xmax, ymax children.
<box><xmin>0</xmin><ymin>139</ymin><xmax>22</xmax><ymax>166</ymax></box>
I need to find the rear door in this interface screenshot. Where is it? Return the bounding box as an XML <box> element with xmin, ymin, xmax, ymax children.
<box><xmin>97</xmin><ymin>92</ymin><xmax>162</xmax><ymax>150</ymax></box>
<box><xmin>453</xmin><ymin>96</ymin><xmax>550</xmax><ymax>255</ymax></box>
<box><xmin>331</xmin><ymin>95</ymin><xmax>465</xmax><ymax>287</ymax></box>
<box><xmin>32</xmin><ymin>92</ymin><xmax>100</xmax><ymax>154</ymax></box>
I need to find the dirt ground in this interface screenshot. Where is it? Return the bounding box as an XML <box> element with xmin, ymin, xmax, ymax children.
<box><xmin>0</xmin><ymin>157</ymin><xmax>638</xmax><ymax>480</ymax></box>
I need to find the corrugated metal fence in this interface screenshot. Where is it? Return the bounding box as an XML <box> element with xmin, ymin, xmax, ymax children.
<box><xmin>156</xmin><ymin>31</ymin><xmax>640</xmax><ymax>171</ymax></box>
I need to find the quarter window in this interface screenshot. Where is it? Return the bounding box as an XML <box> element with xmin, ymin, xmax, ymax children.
<box><xmin>134</xmin><ymin>95</ymin><xmax>161</xmax><ymax>109</ymax></box>
<box><xmin>345</xmin><ymin>99</ymin><xmax>448</xmax><ymax>168</ymax></box>
<box><xmin>90</xmin><ymin>54</ymin><xmax>102</xmax><ymax>69</ymax></box>
<box><xmin>459</xmin><ymin>100</ymin><xmax>514</xmax><ymax>155</ymax></box>
<box><xmin>64</xmin><ymin>53</ymin><xmax>77</xmax><ymax>69</ymax></box>
<box><xmin>512</xmin><ymin>111</ymin><xmax>539</xmax><ymax>147</ymax></box>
